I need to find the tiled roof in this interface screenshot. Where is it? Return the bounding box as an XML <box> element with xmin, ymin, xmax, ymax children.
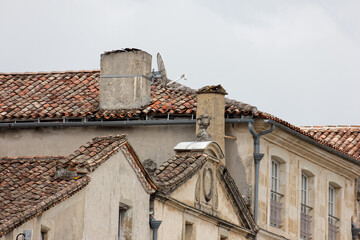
<box><xmin>0</xmin><ymin>135</ymin><xmax>156</xmax><ymax>237</ymax></box>
<box><xmin>258</xmin><ymin>113</ymin><xmax>360</xmax><ymax>161</ymax></box>
<box><xmin>0</xmin><ymin>156</ymin><xmax>90</xmax><ymax>237</ymax></box>
<box><xmin>63</xmin><ymin>135</ymin><xmax>127</xmax><ymax>173</ymax></box>
<box><xmin>153</xmin><ymin>154</ymin><xmax>208</xmax><ymax>193</ymax></box>
<box><xmin>301</xmin><ymin>126</ymin><xmax>360</xmax><ymax>159</ymax></box>
<box><xmin>0</xmin><ymin>70</ymin><xmax>359</xmax><ymax>162</ymax></box>
<box><xmin>0</xmin><ymin>71</ymin><xmax>99</xmax><ymax>120</ymax></box>
<box><xmin>0</xmin><ymin>71</ymin><xmax>258</xmax><ymax>120</ymax></box>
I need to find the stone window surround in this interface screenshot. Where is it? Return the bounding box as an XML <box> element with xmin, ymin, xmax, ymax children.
<box><xmin>183</xmin><ymin>213</ymin><xmax>196</xmax><ymax>240</ymax></box>
<box><xmin>300</xmin><ymin>170</ymin><xmax>315</xmax><ymax>240</ymax></box>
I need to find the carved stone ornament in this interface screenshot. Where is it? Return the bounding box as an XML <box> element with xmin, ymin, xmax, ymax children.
<box><xmin>196</xmin><ymin>114</ymin><xmax>211</xmax><ymax>141</ymax></box>
<box><xmin>142</xmin><ymin>159</ymin><xmax>157</xmax><ymax>176</ymax></box>
<box><xmin>203</xmin><ymin>165</ymin><xmax>213</xmax><ymax>202</ymax></box>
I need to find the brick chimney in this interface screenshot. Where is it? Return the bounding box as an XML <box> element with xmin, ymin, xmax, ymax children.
<box><xmin>196</xmin><ymin>85</ymin><xmax>227</xmax><ymax>154</ymax></box>
<box><xmin>99</xmin><ymin>49</ymin><xmax>152</xmax><ymax>110</ymax></box>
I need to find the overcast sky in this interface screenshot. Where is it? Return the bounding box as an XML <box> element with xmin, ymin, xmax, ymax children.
<box><xmin>1</xmin><ymin>0</ymin><xmax>359</xmax><ymax>126</ymax></box>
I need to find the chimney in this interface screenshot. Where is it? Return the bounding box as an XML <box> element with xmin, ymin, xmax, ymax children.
<box><xmin>99</xmin><ymin>49</ymin><xmax>152</xmax><ymax>110</ymax></box>
<box><xmin>196</xmin><ymin>85</ymin><xmax>227</xmax><ymax>155</ymax></box>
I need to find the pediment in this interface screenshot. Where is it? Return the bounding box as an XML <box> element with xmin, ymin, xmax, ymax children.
<box><xmin>168</xmin><ymin>162</ymin><xmax>258</xmax><ymax>233</ymax></box>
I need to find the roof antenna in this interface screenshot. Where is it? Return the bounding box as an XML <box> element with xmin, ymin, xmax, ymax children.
<box><xmin>149</xmin><ymin>53</ymin><xmax>187</xmax><ymax>88</ymax></box>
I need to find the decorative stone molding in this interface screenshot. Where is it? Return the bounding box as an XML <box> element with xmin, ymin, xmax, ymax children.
<box><xmin>196</xmin><ymin>114</ymin><xmax>212</xmax><ymax>142</ymax></box>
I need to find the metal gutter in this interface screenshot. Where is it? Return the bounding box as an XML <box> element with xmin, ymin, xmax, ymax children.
<box><xmin>267</xmin><ymin>119</ymin><xmax>360</xmax><ymax>166</ymax></box>
<box><xmin>0</xmin><ymin>117</ymin><xmax>257</xmax><ymax>129</ymax></box>
<box><xmin>0</xmin><ymin>119</ymin><xmax>196</xmax><ymax>128</ymax></box>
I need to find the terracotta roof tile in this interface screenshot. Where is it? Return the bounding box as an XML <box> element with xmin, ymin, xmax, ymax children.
<box><xmin>0</xmin><ymin>71</ymin><xmax>99</xmax><ymax>120</ymax></box>
<box><xmin>64</xmin><ymin>135</ymin><xmax>127</xmax><ymax>173</ymax></box>
<box><xmin>0</xmin><ymin>71</ymin><xmax>258</xmax><ymax>120</ymax></box>
<box><xmin>300</xmin><ymin>126</ymin><xmax>360</xmax><ymax>159</ymax></box>
<box><xmin>0</xmin><ymin>156</ymin><xmax>90</xmax><ymax>237</ymax></box>
<box><xmin>153</xmin><ymin>154</ymin><xmax>208</xmax><ymax>193</ymax></box>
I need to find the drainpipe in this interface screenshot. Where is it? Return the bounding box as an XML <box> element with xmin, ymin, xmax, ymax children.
<box><xmin>150</xmin><ymin>216</ymin><xmax>162</xmax><ymax>240</ymax></box>
<box><xmin>248</xmin><ymin>121</ymin><xmax>275</xmax><ymax>229</ymax></box>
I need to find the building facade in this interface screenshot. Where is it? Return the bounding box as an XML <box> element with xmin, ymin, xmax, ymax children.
<box><xmin>1</xmin><ymin>49</ymin><xmax>360</xmax><ymax>239</ymax></box>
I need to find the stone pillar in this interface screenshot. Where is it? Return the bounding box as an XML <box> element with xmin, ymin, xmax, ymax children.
<box><xmin>99</xmin><ymin>48</ymin><xmax>152</xmax><ymax>110</ymax></box>
<box><xmin>196</xmin><ymin>85</ymin><xmax>227</xmax><ymax>157</ymax></box>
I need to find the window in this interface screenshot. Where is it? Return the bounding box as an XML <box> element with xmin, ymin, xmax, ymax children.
<box><xmin>300</xmin><ymin>174</ymin><xmax>312</xmax><ymax>239</ymax></box>
<box><xmin>270</xmin><ymin>159</ymin><xmax>283</xmax><ymax>227</ymax></box>
<box><xmin>118</xmin><ymin>203</ymin><xmax>131</xmax><ymax>240</ymax></box>
<box><xmin>185</xmin><ymin>222</ymin><xmax>195</xmax><ymax>240</ymax></box>
<box><xmin>271</xmin><ymin>160</ymin><xmax>279</xmax><ymax>201</ymax></box>
<box><xmin>218</xmin><ymin>227</ymin><xmax>229</xmax><ymax>240</ymax></box>
<box><xmin>40</xmin><ymin>225</ymin><xmax>49</xmax><ymax>240</ymax></box>
<box><xmin>40</xmin><ymin>231</ymin><xmax>48</xmax><ymax>240</ymax></box>
<box><xmin>328</xmin><ymin>185</ymin><xmax>338</xmax><ymax>240</ymax></box>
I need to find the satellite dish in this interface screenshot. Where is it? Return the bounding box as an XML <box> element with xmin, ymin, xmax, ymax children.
<box><xmin>157</xmin><ymin>53</ymin><xmax>168</xmax><ymax>86</ymax></box>
<box><xmin>148</xmin><ymin>52</ymin><xmax>186</xmax><ymax>88</ymax></box>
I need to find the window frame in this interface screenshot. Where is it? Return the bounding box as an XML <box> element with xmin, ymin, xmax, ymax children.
<box><xmin>269</xmin><ymin>158</ymin><xmax>283</xmax><ymax>228</ymax></box>
<box><xmin>271</xmin><ymin>160</ymin><xmax>280</xmax><ymax>201</ymax></box>
<box><xmin>301</xmin><ymin>173</ymin><xmax>309</xmax><ymax>214</ymax></box>
<box><xmin>328</xmin><ymin>184</ymin><xmax>339</xmax><ymax>240</ymax></box>
<box><xmin>328</xmin><ymin>185</ymin><xmax>336</xmax><ymax>224</ymax></box>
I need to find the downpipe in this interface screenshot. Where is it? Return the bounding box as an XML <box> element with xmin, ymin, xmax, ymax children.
<box><xmin>150</xmin><ymin>216</ymin><xmax>162</xmax><ymax>240</ymax></box>
<box><xmin>248</xmin><ymin>121</ymin><xmax>275</xmax><ymax>239</ymax></box>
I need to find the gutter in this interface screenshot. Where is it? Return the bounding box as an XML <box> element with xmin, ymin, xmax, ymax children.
<box><xmin>0</xmin><ymin>117</ymin><xmax>257</xmax><ymax>129</ymax></box>
<box><xmin>3</xmin><ymin>117</ymin><xmax>356</xmax><ymax>166</ymax></box>
<box><xmin>0</xmin><ymin>119</ymin><xmax>196</xmax><ymax>128</ymax></box>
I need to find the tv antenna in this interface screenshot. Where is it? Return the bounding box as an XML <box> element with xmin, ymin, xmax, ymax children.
<box><xmin>149</xmin><ymin>53</ymin><xmax>186</xmax><ymax>88</ymax></box>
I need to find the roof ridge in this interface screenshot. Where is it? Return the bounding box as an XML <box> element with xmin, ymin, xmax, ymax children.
<box><xmin>91</xmin><ymin>134</ymin><xmax>127</xmax><ymax>142</ymax></box>
<box><xmin>0</xmin><ymin>70</ymin><xmax>100</xmax><ymax>75</ymax></box>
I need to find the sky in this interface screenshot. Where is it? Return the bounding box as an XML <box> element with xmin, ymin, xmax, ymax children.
<box><xmin>1</xmin><ymin>0</ymin><xmax>359</xmax><ymax>126</ymax></box>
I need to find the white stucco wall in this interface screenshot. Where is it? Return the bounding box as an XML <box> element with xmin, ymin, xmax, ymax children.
<box><xmin>83</xmin><ymin>150</ymin><xmax>151</xmax><ymax>240</ymax></box>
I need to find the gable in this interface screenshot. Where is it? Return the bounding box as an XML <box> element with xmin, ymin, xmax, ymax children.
<box><xmin>169</xmin><ymin>168</ymin><xmax>242</xmax><ymax>227</ymax></box>
<box><xmin>165</xmin><ymin>160</ymin><xmax>258</xmax><ymax>233</ymax></box>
